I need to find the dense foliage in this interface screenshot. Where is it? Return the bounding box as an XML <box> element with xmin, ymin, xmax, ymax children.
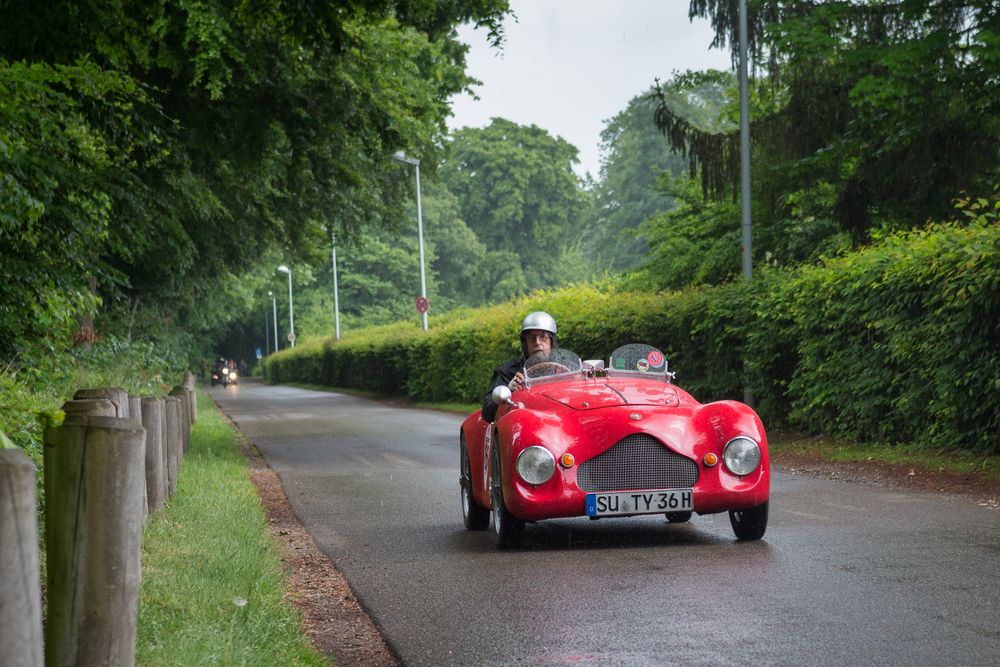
<box><xmin>0</xmin><ymin>0</ymin><xmax>510</xmax><ymax>365</ymax></box>
<box><xmin>441</xmin><ymin>118</ymin><xmax>593</xmax><ymax>297</ymax></box>
<box><xmin>266</xmin><ymin>212</ymin><xmax>1000</xmax><ymax>454</ymax></box>
<box><xmin>662</xmin><ymin>0</ymin><xmax>1000</xmax><ymax>257</ymax></box>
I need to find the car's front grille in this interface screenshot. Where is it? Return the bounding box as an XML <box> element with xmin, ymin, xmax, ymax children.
<box><xmin>576</xmin><ymin>434</ymin><xmax>699</xmax><ymax>492</ymax></box>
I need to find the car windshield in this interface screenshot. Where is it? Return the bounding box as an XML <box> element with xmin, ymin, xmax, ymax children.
<box><xmin>523</xmin><ymin>349</ymin><xmax>583</xmax><ymax>387</ymax></box>
<box><xmin>606</xmin><ymin>343</ymin><xmax>670</xmax><ymax>381</ymax></box>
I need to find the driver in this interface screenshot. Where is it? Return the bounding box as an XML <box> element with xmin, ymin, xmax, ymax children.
<box><xmin>481</xmin><ymin>311</ymin><xmax>558</xmax><ymax>422</ymax></box>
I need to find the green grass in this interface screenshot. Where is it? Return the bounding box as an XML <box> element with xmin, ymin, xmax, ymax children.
<box><xmin>136</xmin><ymin>391</ymin><xmax>327</xmax><ymax>667</ymax></box>
<box><xmin>769</xmin><ymin>431</ymin><xmax>1000</xmax><ymax>481</ymax></box>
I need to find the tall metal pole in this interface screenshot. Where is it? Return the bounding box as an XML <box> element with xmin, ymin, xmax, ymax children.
<box><xmin>264</xmin><ymin>296</ymin><xmax>270</xmax><ymax>355</ymax></box>
<box><xmin>739</xmin><ymin>0</ymin><xmax>754</xmax><ymax>406</ymax></box>
<box><xmin>272</xmin><ymin>295</ymin><xmax>279</xmax><ymax>351</ymax></box>
<box><xmin>739</xmin><ymin>0</ymin><xmax>752</xmax><ymax>282</ymax></box>
<box><xmin>332</xmin><ymin>232</ymin><xmax>341</xmax><ymax>340</ymax></box>
<box><xmin>286</xmin><ymin>270</ymin><xmax>295</xmax><ymax>348</ymax></box>
<box><xmin>414</xmin><ymin>160</ymin><xmax>428</xmax><ymax>332</ymax></box>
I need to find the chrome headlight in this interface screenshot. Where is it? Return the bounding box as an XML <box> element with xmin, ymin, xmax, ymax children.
<box><xmin>723</xmin><ymin>436</ymin><xmax>761</xmax><ymax>476</ymax></box>
<box><xmin>516</xmin><ymin>446</ymin><xmax>555</xmax><ymax>485</ymax></box>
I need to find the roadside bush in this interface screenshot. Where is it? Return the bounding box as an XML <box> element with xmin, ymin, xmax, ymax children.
<box><xmin>264</xmin><ymin>221</ymin><xmax>1000</xmax><ymax>454</ymax></box>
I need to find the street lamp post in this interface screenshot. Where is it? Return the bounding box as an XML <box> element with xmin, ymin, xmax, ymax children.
<box><xmin>739</xmin><ymin>0</ymin><xmax>754</xmax><ymax>406</ymax></box>
<box><xmin>392</xmin><ymin>150</ymin><xmax>429</xmax><ymax>331</ymax></box>
<box><xmin>331</xmin><ymin>232</ymin><xmax>341</xmax><ymax>340</ymax></box>
<box><xmin>277</xmin><ymin>265</ymin><xmax>295</xmax><ymax>348</ymax></box>
<box><xmin>739</xmin><ymin>0</ymin><xmax>752</xmax><ymax>283</ymax></box>
<box><xmin>265</xmin><ymin>293</ymin><xmax>271</xmax><ymax>355</ymax></box>
<box><xmin>271</xmin><ymin>292</ymin><xmax>278</xmax><ymax>351</ymax></box>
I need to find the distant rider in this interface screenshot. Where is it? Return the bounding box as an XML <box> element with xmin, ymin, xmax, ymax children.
<box><xmin>481</xmin><ymin>311</ymin><xmax>558</xmax><ymax>422</ymax></box>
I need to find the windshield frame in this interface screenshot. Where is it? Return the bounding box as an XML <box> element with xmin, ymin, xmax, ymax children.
<box><xmin>522</xmin><ymin>349</ymin><xmax>584</xmax><ymax>388</ymax></box>
<box><xmin>605</xmin><ymin>343</ymin><xmax>673</xmax><ymax>383</ymax></box>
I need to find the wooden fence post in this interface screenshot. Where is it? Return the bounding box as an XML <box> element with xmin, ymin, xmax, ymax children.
<box><xmin>182</xmin><ymin>372</ymin><xmax>198</xmax><ymax>423</ymax></box>
<box><xmin>0</xmin><ymin>449</ymin><xmax>44</xmax><ymax>667</ymax></box>
<box><xmin>127</xmin><ymin>395</ymin><xmax>149</xmax><ymax>521</ymax></box>
<box><xmin>163</xmin><ymin>396</ymin><xmax>181</xmax><ymax>497</ymax></box>
<box><xmin>43</xmin><ymin>415</ymin><xmax>145</xmax><ymax>667</ymax></box>
<box><xmin>169</xmin><ymin>386</ymin><xmax>191</xmax><ymax>454</ymax></box>
<box><xmin>140</xmin><ymin>397</ymin><xmax>167</xmax><ymax>513</ymax></box>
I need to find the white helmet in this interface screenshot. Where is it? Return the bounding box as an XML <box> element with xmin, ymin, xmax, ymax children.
<box><xmin>520</xmin><ymin>311</ymin><xmax>557</xmax><ymax>336</ymax></box>
<box><xmin>519</xmin><ymin>311</ymin><xmax>558</xmax><ymax>356</ymax></box>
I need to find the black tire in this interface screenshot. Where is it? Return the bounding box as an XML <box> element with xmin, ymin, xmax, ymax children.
<box><xmin>490</xmin><ymin>439</ymin><xmax>524</xmax><ymax>549</ymax></box>
<box><xmin>460</xmin><ymin>435</ymin><xmax>489</xmax><ymax>531</ymax></box>
<box><xmin>665</xmin><ymin>511</ymin><xmax>692</xmax><ymax>523</ymax></box>
<box><xmin>729</xmin><ymin>501</ymin><xmax>769</xmax><ymax>541</ymax></box>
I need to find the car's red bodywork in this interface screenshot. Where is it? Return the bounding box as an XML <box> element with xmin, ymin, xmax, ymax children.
<box><xmin>461</xmin><ymin>356</ymin><xmax>769</xmax><ymax>536</ymax></box>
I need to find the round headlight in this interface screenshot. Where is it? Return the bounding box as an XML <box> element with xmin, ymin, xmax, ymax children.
<box><xmin>516</xmin><ymin>446</ymin><xmax>556</xmax><ymax>485</ymax></box>
<box><xmin>722</xmin><ymin>436</ymin><xmax>761</xmax><ymax>476</ymax></box>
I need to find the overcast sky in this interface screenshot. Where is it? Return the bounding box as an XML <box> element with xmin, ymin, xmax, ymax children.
<box><xmin>449</xmin><ymin>0</ymin><xmax>732</xmax><ymax>178</ymax></box>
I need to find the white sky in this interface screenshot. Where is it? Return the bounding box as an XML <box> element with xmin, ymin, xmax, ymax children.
<box><xmin>449</xmin><ymin>0</ymin><xmax>732</xmax><ymax>179</ymax></box>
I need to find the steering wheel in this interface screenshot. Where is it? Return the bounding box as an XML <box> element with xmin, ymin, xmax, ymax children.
<box><xmin>527</xmin><ymin>361</ymin><xmax>573</xmax><ymax>377</ymax></box>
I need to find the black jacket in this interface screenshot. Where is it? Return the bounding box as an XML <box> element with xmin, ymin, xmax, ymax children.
<box><xmin>481</xmin><ymin>357</ymin><xmax>524</xmax><ymax>422</ymax></box>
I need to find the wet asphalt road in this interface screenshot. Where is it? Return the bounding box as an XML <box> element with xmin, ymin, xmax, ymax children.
<box><xmin>210</xmin><ymin>381</ymin><xmax>1000</xmax><ymax>667</ymax></box>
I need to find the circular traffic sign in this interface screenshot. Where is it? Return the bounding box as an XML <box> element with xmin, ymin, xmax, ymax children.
<box><xmin>287</xmin><ymin>332</ymin><xmax>296</xmax><ymax>342</ymax></box>
<box><xmin>415</xmin><ymin>296</ymin><xmax>429</xmax><ymax>314</ymax></box>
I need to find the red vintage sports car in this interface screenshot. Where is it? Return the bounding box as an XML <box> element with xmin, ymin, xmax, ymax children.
<box><xmin>460</xmin><ymin>343</ymin><xmax>770</xmax><ymax>548</ymax></box>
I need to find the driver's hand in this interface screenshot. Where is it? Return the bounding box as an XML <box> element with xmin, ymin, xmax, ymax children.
<box><xmin>507</xmin><ymin>372</ymin><xmax>525</xmax><ymax>391</ymax></box>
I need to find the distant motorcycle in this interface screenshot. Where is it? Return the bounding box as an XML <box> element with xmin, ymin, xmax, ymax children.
<box><xmin>211</xmin><ymin>366</ymin><xmax>238</xmax><ymax>387</ymax></box>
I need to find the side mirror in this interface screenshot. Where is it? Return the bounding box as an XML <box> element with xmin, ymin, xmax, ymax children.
<box><xmin>491</xmin><ymin>385</ymin><xmax>512</xmax><ymax>405</ymax></box>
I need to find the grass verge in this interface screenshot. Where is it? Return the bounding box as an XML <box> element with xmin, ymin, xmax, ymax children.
<box><xmin>136</xmin><ymin>390</ymin><xmax>327</xmax><ymax>667</ymax></box>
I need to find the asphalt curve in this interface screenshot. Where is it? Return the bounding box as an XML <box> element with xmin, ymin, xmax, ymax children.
<box><xmin>211</xmin><ymin>381</ymin><xmax>1000</xmax><ymax>667</ymax></box>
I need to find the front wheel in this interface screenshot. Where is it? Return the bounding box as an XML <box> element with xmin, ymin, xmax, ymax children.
<box><xmin>491</xmin><ymin>441</ymin><xmax>524</xmax><ymax>549</ymax></box>
<box><xmin>729</xmin><ymin>501</ymin><xmax>769</xmax><ymax>541</ymax></box>
<box><xmin>460</xmin><ymin>436</ymin><xmax>489</xmax><ymax>530</ymax></box>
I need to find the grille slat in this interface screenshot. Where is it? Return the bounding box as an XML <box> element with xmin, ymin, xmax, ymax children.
<box><xmin>576</xmin><ymin>434</ymin><xmax>698</xmax><ymax>492</ymax></box>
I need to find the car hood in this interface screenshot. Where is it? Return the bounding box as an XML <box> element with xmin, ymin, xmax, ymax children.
<box><xmin>540</xmin><ymin>380</ymin><xmax>680</xmax><ymax>410</ymax></box>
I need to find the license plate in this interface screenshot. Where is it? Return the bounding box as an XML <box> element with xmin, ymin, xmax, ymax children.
<box><xmin>585</xmin><ymin>489</ymin><xmax>692</xmax><ymax>517</ymax></box>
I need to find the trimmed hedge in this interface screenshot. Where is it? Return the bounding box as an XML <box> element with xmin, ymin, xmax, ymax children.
<box><xmin>265</xmin><ymin>222</ymin><xmax>1000</xmax><ymax>453</ymax></box>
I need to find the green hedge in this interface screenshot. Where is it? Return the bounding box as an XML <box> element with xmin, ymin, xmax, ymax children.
<box><xmin>264</xmin><ymin>221</ymin><xmax>1000</xmax><ymax>453</ymax></box>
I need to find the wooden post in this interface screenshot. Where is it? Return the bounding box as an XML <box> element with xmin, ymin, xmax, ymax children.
<box><xmin>73</xmin><ymin>388</ymin><xmax>129</xmax><ymax>418</ymax></box>
<box><xmin>0</xmin><ymin>449</ymin><xmax>44</xmax><ymax>667</ymax></box>
<box><xmin>44</xmin><ymin>415</ymin><xmax>145</xmax><ymax>667</ymax></box>
<box><xmin>182</xmin><ymin>372</ymin><xmax>198</xmax><ymax>423</ymax></box>
<box><xmin>169</xmin><ymin>386</ymin><xmax>191</xmax><ymax>454</ymax></box>
<box><xmin>162</xmin><ymin>396</ymin><xmax>181</xmax><ymax>497</ymax></box>
<box><xmin>139</xmin><ymin>397</ymin><xmax>167</xmax><ymax>513</ymax></box>
<box><xmin>127</xmin><ymin>395</ymin><xmax>148</xmax><ymax>521</ymax></box>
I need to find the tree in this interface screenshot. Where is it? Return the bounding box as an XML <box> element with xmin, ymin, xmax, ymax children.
<box><xmin>584</xmin><ymin>76</ymin><xmax>732</xmax><ymax>272</ymax></box>
<box><xmin>440</xmin><ymin>118</ymin><xmax>592</xmax><ymax>296</ymax></box>
<box><xmin>667</xmin><ymin>0</ymin><xmax>1000</xmax><ymax>249</ymax></box>
<box><xmin>0</xmin><ymin>0</ymin><xmax>511</xmax><ymax>361</ymax></box>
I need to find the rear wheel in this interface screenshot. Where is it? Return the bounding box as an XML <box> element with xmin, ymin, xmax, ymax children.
<box><xmin>491</xmin><ymin>440</ymin><xmax>524</xmax><ymax>549</ymax></box>
<box><xmin>729</xmin><ymin>501</ymin><xmax>768</xmax><ymax>540</ymax></box>
<box><xmin>460</xmin><ymin>436</ymin><xmax>489</xmax><ymax>530</ymax></box>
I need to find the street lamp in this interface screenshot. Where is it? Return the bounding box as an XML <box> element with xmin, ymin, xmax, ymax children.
<box><xmin>738</xmin><ymin>0</ymin><xmax>753</xmax><ymax>406</ymax></box>
<box><xmin>392</xmin><ymin>150</ymin><xmax>429</xmax><ymax>331</ymax></box>
<box><xmin>277</xmin><ymin>265</ymin><xmax>295</xmax><ymax>348</ymax></box>
<box><xmin>264</xmin><ymin>292</ymin><xmax>271</xmax><ymax>355</ymax></box>
<box><xmin>271</xmin><ymin>291</ymin><xmax>278</xmax><ymax>351</ymax></box>
<box><xmin>331</xmin><ymin>231</ymin><xmax>341</xmax><ymax>340</ymax></box>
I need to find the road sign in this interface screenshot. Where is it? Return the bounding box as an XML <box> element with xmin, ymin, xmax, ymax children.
<box><xmin>255</xmin><ymin>347</ymin><xmax>262</xmax><ymax>360</ymax></box>
<box><xmin>415</xmin><ymin>296</ymin><xmax>429</xmax><ymax>314</ymax></box>
<box><xmin>287</xmin><ymin>332</ymin><xmax>296</xmax><ymax>342</ymax></box>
